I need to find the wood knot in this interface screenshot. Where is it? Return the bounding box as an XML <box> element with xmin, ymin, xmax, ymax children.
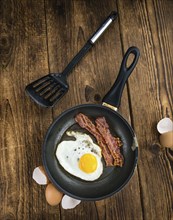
<box><xmin>94</xmin><ymin>94</ymin><xmax>101</xmax><ymax>102</ymax></box>
<box><xmin>0</xmin><ymin>34</ymin><xmax>13</xmax><ymax>68</ymax></box>
<box><xmin>0</xmin><ymin>213</ymin><xmax>15</xmax><ymax>220</ymax></box>
<box><xmin>0</xmin><ymin>37</ymin><xmax>8</xmax><ymax>47</ymax></box>
<box><xmin>85</xmin><ymin>85</ymin><xmax>101</xmax><ymax>103</ymax></box>
<box><xmin>150</xmin><ymin>143</ymin><xmax>163</xmax><ymax>156</ymax></box>
<box><xmin>0</xmin><ymin>35</ymin><xmax>12</xmax><ymax>49</ymax></box>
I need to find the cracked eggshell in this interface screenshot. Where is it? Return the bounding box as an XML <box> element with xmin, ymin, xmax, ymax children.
<box><xmin>159</xmin><ymin>131</ymin><xmax>173</xmax><ymax>149</ymax></box>
<box><xmin>61</xmin><ymin>195</ymin><xmax>81</xmax><ymax>209</ymax></box>
<box><xmin>45</xmin><ymin>183</ymin><xmax>63</xmax><ymax>206</ymax></box>
<box><xmin>32</xmin><ymin>166</ymin><xmax>49</xmax><ymax>185</ymax></box>
<box><xmin>157</xmin><ymin>117</ymin><xmax>173</xmax><ymax>134</ymax></box>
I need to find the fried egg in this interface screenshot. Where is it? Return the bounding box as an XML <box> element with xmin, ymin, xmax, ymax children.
<box><xmin>56</xmin><ymin>131</ymin><xmax>103</xmax><ymax>181</ymax></box>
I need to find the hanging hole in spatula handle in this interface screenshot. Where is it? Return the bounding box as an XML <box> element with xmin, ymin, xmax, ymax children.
<box><xmin>102</xmin><ymin>46</ymin><xmax>140</xmax><ymax>109</ymax></box>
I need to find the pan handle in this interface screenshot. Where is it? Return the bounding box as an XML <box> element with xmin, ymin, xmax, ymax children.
<box><xmin>102</xmin><ymin>46</ymin><xmax>140</xmax><ymax>109</ymax></box>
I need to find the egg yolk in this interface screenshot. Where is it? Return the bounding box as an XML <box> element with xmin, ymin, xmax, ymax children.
<box><xmin>79</xmin><ymin>153</ymin><xmax>98</xmax><ymax>173</ymax></box>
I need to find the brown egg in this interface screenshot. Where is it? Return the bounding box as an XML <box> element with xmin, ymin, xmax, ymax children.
<box><xmin>45</xmin><ymin>183</ymin><xmax>63</xmax><ymax>206</ymax></box>
<box><xmin>159</xmin><ymin>131</ymin><xmax>173</xmax><ymax>148</ymax></box>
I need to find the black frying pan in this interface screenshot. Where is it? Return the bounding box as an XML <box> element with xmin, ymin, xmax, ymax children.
<box><xmin>43</xmin><ymin>46</ymin><xmax>140</xmax><ymax>201</ymax></box>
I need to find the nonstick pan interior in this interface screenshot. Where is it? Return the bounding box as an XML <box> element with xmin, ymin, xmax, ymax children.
<box><xmin>43</xmin><ymin>104</ymin><xmax>138</xmax><ymax>200</ymax></box>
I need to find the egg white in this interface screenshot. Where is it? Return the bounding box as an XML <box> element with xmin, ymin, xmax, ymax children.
<box><xmin>56</xmin><ymin>131</ymin><xmax>103</xmax><ymax>181</ymax></box>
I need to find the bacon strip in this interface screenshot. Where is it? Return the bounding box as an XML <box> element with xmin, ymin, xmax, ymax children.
<box><xmin>75</xmin><ymin>113</ymin><xmax>114</xmax><ymax>166</ymax></box>
<box><xmin>95</xmin><ymin>117</ymin><xmax>124</xmax><ymax>167</ymax></box>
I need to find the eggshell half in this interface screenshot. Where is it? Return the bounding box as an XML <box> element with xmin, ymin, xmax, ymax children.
<box><xmin>159</xmin><ymin>131</ymin><xmax>173</xmax><ymax>148</ymax></box>
<box><xmin>61</xmin><ymin>195</ymin><xmax>81</xmax><ymax>209</ymax></box>
<box><xmin>157</xmin><ymin>117</ymin><xmax>173</xmax><ymax>134</ymax></box>
<box><xmin>45</xmin><ymin>183</ymin><xmax>63</xmax><ymax>206</ymax></box>
<box><xmin>32</xmin><ymin>166</ymin><xmax>49</xmax><ymax>185</ymax></box>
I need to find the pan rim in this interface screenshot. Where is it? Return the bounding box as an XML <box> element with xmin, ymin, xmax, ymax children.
<box><xmin>42</xmin><ymin>103</ymin><xmax>138</xmax><ymax>201</ymax></box>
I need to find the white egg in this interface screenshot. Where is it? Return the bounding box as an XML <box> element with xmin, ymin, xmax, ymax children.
<box><xmin>56</xmin><ymin>131</ymin><xmax>103</xmax><ymax>181</ymax></box>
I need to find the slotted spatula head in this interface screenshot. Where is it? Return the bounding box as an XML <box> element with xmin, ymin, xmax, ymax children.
<box><xmin>25</xmin><ymin>74</ymin><xmax>69</xmax><ymax>107</ymax></box>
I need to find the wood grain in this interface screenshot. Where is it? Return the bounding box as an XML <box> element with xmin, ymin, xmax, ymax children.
<box><xmin>117</xmin><ymin>0</ymin><xmax>173</xmax><ymax>220</ymax></box>
<box><xmin>0</xmin><ymin>0</ymin><xmax>56</xmax><ymax>219</ymax></box>
<box><xmin>0</xmin><ymin>0</ymin><xmax>172</xmax><ymax>219</ymax></box>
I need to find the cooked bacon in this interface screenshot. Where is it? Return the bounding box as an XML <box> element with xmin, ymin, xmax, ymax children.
<box><xmin>114</xmin><ymin>137</ymin><xmax>123</xmax><ymax>147</ymax></box>
<box><xmin>95</xmin><ymin>117</ymin><xmax>124</xmax><ymax>167</ymax></box>
<box><xmin>75</xmin><ymin>113</ymin><xmax>114</xmax><ymax>166</ymax></box>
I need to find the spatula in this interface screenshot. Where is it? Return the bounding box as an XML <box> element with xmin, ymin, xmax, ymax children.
<box><xmin>25</xmin><ymin>11</ymin><xmax>118</xmax><ymax>107</ymax></box>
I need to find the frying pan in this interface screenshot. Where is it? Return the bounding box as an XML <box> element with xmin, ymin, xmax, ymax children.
<box><xmin>43</xmin><ymin>46</ymin><xmax>140</xmax><ymax>201</ymax></box>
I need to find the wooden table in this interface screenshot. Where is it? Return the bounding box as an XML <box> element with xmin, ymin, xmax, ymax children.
<box><xmin>0</xmin><ymin>0</ymin><xmax>172</xmax><ymax>219</ymax></box>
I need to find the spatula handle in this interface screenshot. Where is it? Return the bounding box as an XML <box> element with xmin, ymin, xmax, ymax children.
<box><xmin>90</xmin><ymin>11</ymin><xmax>117</xmax><ymax>43</ymax></box>
<box><xmin>62</xmin><ymin>11</ymin><xmax>118</xmax><ymax>78</ymax></box>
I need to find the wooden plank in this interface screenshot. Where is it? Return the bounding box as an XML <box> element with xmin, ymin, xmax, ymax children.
<box><xmin>117</xmin><ymin>0</ymin><xmax>173</xmax><ymax>219</ymax></box>
<box><xmin>0</xmin><ymin>0</ymin><xmax>56</xmax><ymax>219</ymax></box>
<box><xmin>45</xmin><ymin>0</ymin><xmax>143</xmax><ymax>219</ymax></box>
<box><xmin>2</xmin><ymin>0</ymin><xmax>172</xmax><ymax>219</ymax></box>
